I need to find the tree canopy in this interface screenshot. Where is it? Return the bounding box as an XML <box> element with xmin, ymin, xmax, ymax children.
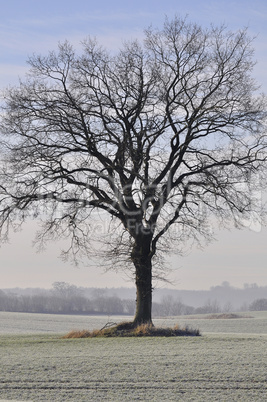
<box><xmin>0</xmin><ymin>17</ymin><xmax>266</xmax><ymax>325</ymax></box>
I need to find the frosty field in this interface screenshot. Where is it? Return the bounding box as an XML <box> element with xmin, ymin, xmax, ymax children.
<box><xmin>0</xmin><ymin>312</ymin><xmax>267</xmax><ymax>401</ymax></box>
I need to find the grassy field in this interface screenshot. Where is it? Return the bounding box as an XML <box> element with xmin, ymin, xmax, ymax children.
<box><xmin>0</xmin><ymin>312</ymin><xmax>267</xmax><ymax>401</ymax></box>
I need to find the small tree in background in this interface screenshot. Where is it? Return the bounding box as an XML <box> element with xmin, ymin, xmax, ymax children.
<box><xmin>0</xmin><ymin>17</ymin><xmax>266</xmax><ymax>326</ymax></box>
<box><xmin>249</xmin><ymin>299</ymin><xmax>267</xmax><ymax>311</ymax></box>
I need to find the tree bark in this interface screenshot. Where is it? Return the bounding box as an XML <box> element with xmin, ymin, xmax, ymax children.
<box><xmin>131</xmin><ymin>239</ymin><xmax>153</xmax><ymax>326</ymax></box>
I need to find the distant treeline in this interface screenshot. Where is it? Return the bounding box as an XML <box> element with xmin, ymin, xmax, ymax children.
<box><xmin>0</xmin><ymin>285</ymin><xmax>135</xmax><ymax>315</ymax></box>
<box><xmin>0</xmin><ymin>282</ymin><xmax>266</xmax><ymax>316</ymax></box>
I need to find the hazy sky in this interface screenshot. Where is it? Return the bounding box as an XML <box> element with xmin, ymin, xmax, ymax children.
<box><xmin>0</xmin><ymin>0</ymin><xmax>267</xmax><ymax>290</ymax></box>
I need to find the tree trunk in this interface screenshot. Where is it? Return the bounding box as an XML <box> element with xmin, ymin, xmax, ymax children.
<box><xmin>131</xmin><ymin>239</ymin><xmax>153</xmax><ymax>326</ymax></box>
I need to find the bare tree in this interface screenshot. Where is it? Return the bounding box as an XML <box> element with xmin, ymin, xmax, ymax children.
<box><xmin>52</xmin><ymin>281</ymin><xmax>81</xmax><ymax>299</ymax></box>
<box><xmin>0</xmin><ymin>17</ymin><xmax>266</xmax><ymax>326</ymax></box>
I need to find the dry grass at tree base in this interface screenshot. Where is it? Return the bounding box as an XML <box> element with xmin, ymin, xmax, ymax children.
<box><xmin>62</xmin><ymin>321</ymin><xmax>200</xmax><ymax>338</ymax></box>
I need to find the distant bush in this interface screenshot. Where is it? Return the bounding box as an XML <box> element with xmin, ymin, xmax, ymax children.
<box><xmin>205</xmin><ymin>313</ymin><xmax>253</xmax><ymax>319</ymax></box>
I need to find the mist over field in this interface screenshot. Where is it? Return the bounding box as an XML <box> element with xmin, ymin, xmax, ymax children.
<box><xmin>1</xmin><ymin>281</ymin><xmax>267</xmax><ymax>316</ymax></box>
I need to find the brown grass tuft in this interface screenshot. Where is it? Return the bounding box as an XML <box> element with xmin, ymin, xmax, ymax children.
<box><xmin>62</xmin><ymin>322</ymin><xmax>200</xmax><ymax>338</ymax></box>
<box><xmin>63</xmin><ymin>330</ymin><xmax>92</xmax><ymax>339</ymax></box>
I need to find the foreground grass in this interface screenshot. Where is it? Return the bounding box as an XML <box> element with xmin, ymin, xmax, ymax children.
<box><xmin>0</xmin><ymin>313</ymin><xmax>266</xmax><ymax>400</ymax></box>
<box><xmin>0</xmin><ymin>333</ymin><xmax>267</xmax><ymax>401</ymax></box>
<box><xmin>62</xmin><ymin>321</ymin><xmax>200</xmax><ymax>338</ymax></box>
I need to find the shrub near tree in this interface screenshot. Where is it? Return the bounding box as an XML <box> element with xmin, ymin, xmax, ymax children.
<box><xmin>0</xmin><ymin>17</ymin><xmax>266</xmax><ymax>328</ymax></box>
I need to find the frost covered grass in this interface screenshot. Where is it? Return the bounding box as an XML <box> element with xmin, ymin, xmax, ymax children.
<box><xmin>0</xmin><ymin>332</ymin><xmax>267</xmax><ymax>401</ymax></box>
<box><xmin>153</xmin><ymin>311</ymin><xmax>267</xmax><ymax>335</ymax></box>
<box><xmin>0</xmin><ymin>312</ymin><xmax>267</xmax><ymax>400</ymax></box>
<box><xmin>0</xmin><ymin>311</ymin><xmax>133</xmax><ymax>335</ymax></box>
<box><xmin>1</xmin><ymin>310</ymin><xmax>267</xmax><ymax>335</ymax></box>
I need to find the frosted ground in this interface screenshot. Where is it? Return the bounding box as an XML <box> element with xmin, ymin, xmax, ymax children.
<box><xmin>0</xmin><ymin>312</ymin><xmax>266</xmax><ymax>401</ymax></box>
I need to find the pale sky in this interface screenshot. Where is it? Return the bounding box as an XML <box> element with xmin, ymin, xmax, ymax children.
<box><xmin>0</xmin><ymin>0</ymin><xmax>267</xmax><ymax>290</ymax></box>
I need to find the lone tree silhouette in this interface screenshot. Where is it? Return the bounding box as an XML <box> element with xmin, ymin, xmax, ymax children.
<box><xmin>0</xmin><ymin>17</ymin><xmax>266</xmax><ymax>326</ymax></box>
